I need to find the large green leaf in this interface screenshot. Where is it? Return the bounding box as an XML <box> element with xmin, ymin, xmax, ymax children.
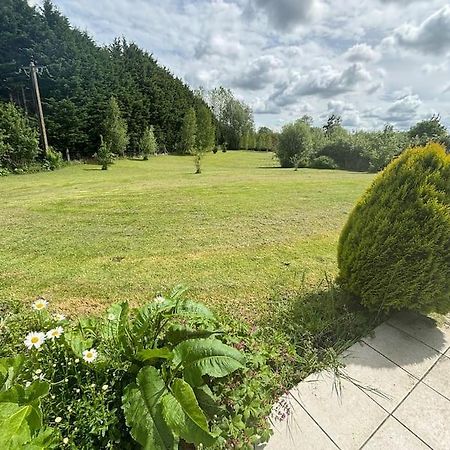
<box><xmin>173</xmin><ymin>338</ymin><xmax>245</xmax><ymax>385</ymax></box>
<box><xmin>122</xmin><ymin>367</ymin><xmax>176</xmax><ymax>450</ymax></box>
<box><xmin>23</xmin><ymin>426</ymin><xmax>60</xmax><ymax>449</ymax></box>
<box><xmin>162</xmin><ymin>378</ymin><xmax>217</xmax><ymax>446</ymax></box>
<box><xmin>64</xmin><ymin>331</ymin><xmax>93</xmax><ymax>358</ymax></box>
<box><xmin>102</xmin><ymin>302</ymin><xmax>131</xmax><ymax>351</ymax></box>
<box><xmin>0</xmin><ymin>403</ymin><xmax>32</xmax><ymax>449</ymax></box>
<box><xmin>136</xmin><ymin>348</ymin><xmax>173</xmax><ymax>363</ymax></box>
<box><xmin>0</xmin><ymin>356</ymin><xmax>25</xmax><ymax>391</ymax></box>
<box><xmin>173</xmin><ymin>299</ymin><xmax>214</xmax><ymax>319</ymax></box>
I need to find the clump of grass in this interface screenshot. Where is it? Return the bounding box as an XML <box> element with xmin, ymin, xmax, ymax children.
<box><xmin>259</xmin><ymin>277</ymin><xmax>383</xmax><ymax>385</ymax></box>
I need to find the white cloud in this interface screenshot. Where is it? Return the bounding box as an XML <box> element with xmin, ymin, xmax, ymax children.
<box><xmin>344</xmin><ymin>44</ymin><xmax>380</xmax><ymax>63</ymax></box>
<box><xmin>393</xmin><ymin>5</ymin><xmax>450</xmax><ymax>54</ymax></box>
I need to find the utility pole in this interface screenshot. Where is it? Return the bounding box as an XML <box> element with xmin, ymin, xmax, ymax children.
<box><xmin>29</xmin><ymin>61</ymin><xmax>49</xmax><ymax>155</ymax></box>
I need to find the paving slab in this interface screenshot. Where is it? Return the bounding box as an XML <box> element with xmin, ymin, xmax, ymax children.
<box><xmin>387</xmin><ymin>311</ymin><xmax>450</xmax><ymax>354</ymax></box>
<box><xmin>291</xmin><ymin>371</ymin><xmax>387</xmax><ymax>449</ymax></box>
<box><xmin>362</xmin><ymin>322</ymin><xmax>441</xmax><ymax>378</ymax></box>
<box><xmin>393</xmin><ymin>382</ymin><xmax>450</xmax><ymax>450</ymax></box>
<box><xmin>340</xmin><ymin>341</ymin><xmax>418</xmax><ymax>412</ymax></box>
<box><xmin>260</xmin><ymin>393</ymin><xmax>338</xmax><ymax>450</ymax></box>
<box><xmin>362</xmin><ymin>416</ymin><xmax>430</xmax><ymax>450</ymax></box>
<box><xmin>421</xmin><ymin>354</ymin><xmax>450</xmax><ymax>400</ymax></box>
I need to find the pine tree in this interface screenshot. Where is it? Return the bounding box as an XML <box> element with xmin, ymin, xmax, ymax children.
<box><xmin>139</xmin><ymin>126</ymin><xmax>157</xmax><ymax>160</ymax></box>
<box><xmin>103</xmin><ymin>97</ymin><xmax>129</xmax><ymax>157</ymax></box>
<box><xmin>180</xmin><ymin>107</ymin><xmax>197</xmax><ymax>155</ymax></box>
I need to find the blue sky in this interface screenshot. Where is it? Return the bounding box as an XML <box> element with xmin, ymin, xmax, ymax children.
<box><xmin>29</xmin><ymin>0</ymin><xmax>450</xmax><ymax>131</ymax></box>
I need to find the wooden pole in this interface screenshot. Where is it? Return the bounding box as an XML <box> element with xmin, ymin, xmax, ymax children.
<box><xmin>30</xmin><ymin>61</ymin><xmax>49</xmax><ymax>155</ymax></box>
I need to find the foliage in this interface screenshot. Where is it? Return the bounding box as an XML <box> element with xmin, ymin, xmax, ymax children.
<box><xmin>0</xmin><ymin>0</ymin><xmax>213</xmax><ymax>156</ymax></box>
<box><xmin>139</xmin><ymin>125</ymin><xmax>157</xmax><ymax>160</ymax></box>
<box><xmin>408</xmin><ymin>115</ymin><xmax>450</xmax><ymax>150</ymax></box>
<box><xmin>196</xmin><ymin>104</ymin><xmax>215</xmax><ymax>153</ymax></box>
<box><xmin>0</xmin><ymin>101</ymin><xmax>40</xmax><ymax>171</ymax></box>
<box><xmin>0</xmin><ymin>356</ymin><xmax>60</xmax><ymax>449</ymax></box>
<box><xmin>309</xmin><ymin>155</ymin><xmax>337</xmax><ymax>169</ymax></box>
<box><xmin>97</xmin><ymin>135</ymin><xmax>113</xmax><ymax>170</ymax></box>
<box><xmin>207</xmin><ymin>87</ymin><xmax>254</xmax><ymax>150</ymax></box>
<box><xmin>277</xmin><ymin>119</ymin><xmax>313</xmax><ymax>168</ymax></box>
<box><xmin>0</xmin><ymin>289</ymin><xmax>299</xmax><ymax>449</ymax></box>
<box><xmin>338</xmin><ymin>143</ymin><xmax>450</xmax><ymax>314</ymax></box>
<box><xmin>180</xmin><ymin>107</ymin><xmax>197</xmax><ymax>155</ymax></box>
<box><xmin>43</xmin><ymin>147</ymin><xmax>63</xmax><ymax>171</ymax></box>
<box><xmin>103</xmin><ymin>97</ymin><xmax>129</xmax><ymax>157</ymax></box>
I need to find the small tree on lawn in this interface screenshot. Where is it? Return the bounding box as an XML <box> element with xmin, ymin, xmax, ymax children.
<box><xmin>103</xmin><ymin>96</ymin><xmax>129</xmax><ymax>157</ymax></box>
<box><xmin>180</xmin><ymin>107</ymin><xmax>197</xmax><ymax>155</ymax></box>
<box><xmin>97</xmin><ymin>135</ymin><xmax>112</xmax><ymax>170</ymax></box>
<box><xmin>140</xmin><ymin>126</ymin><xmax>157</xmax><ymax>160</ymax></box>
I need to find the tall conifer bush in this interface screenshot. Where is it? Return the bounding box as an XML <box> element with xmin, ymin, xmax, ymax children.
<box><xmin>103</xmin><ymin>97</ymin><xmax>129</xmax><ymax>157</ymax></box>
<box><xmin>338</xmin><ymin>143</ymin><xmax>450</xmax><ymax>314</ymax></box>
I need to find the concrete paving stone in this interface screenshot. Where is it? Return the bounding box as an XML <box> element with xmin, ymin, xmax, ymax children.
<box><xmin>362</xmin><ymin>322</ymin><xmax>441</xmax><ymax>379</ymax></box>
<box><xmin>291</xmin><ymin>371</ymin><xmax>387</xmax><ymax>450</ymax></box>
<box><xmin>260</xmin><ymin>392</ymin><xmax>338</xmax><ymax>450</ymax></box>
<box><xmin>421</xmin><ymin>354</ymin><xmax>450</xmax><ymax>400</ymax></box>
<box><xmin>341</xmin><ymin>341</ymin><xmax>418</xmax><ymax>412</ymax></box>
<box><xmin>362</xmin><ymin>416</ymin><xmax>430</xmax><ymax>450</ymax></box>
<box><xmin>387</xmin><ymin>312</ymin><xmax>450</xmax><ymax>354</ymax></box>
<box><xmin>393</xmin><ymin>382</ymin><xmax>450</xmax><ymax>450</ymax></box>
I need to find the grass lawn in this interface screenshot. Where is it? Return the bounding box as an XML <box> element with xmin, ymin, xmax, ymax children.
<box><xmin>0</xmin><ymin>151</ymin><xmax>374</xmax><ymax>321</ymax></box>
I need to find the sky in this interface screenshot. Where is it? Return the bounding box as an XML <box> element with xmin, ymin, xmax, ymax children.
<box><xmin>28</xmin><ymin>0</ymin><xmax>450</xmax><ymax>131</ymax></box>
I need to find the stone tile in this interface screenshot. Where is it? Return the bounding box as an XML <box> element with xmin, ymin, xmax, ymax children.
<box><xmin>387</xmin><ymin>311</ymin><xmax>450</xmax><ymax>354</ymax></box>
<box><xmin>422</xmin><ymin>354</ymin><xmax>450</xmax><ymax>400</ymax></box>
<box><xmin>292</xmin><ymin>371</ymin><xmax>387</xmax><ymax>450</ymax></box>
<box><xmin>394</xmin><ymin>382</ymin><xmax>450</xmax><ymax>450</ymax></box>
<box><xmin>363</xmin><ymin>417</ymin><xmax>429</xmax><ymax>449</ymax></box>
<box><xmin>341</xmin><ymin>341</ymin><xmax>418</xmax><ymax>412</ymax></box>
<box><xmin>260</xmin><ymin>393</ymin><xmax>338</xmax><ymax>450</ymax></box>
<box><xmin>362</xmin><ymin>323</ymin><xmax>441</xmax><ymax>378</ymax></box>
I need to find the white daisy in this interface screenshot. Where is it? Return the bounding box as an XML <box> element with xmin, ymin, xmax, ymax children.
<box><xmin>32</xmin><ymin>298</ymin><xmax>48</xmax><ymax>311</ymax></box>
<box><xmin>63</xmin><ymin>437</ymin><xmax>69</xmax><ymax>445</ymax></box>
<box><xmin>54</xmin><ymin>313</ymin><xmax>66</xmax><ymax>321</ymax></box>
<box><xmin>24</xmin><ymin>332</ymin><xmax>46</xmax><ymax>349</ymax></box>
<box><xmin>46</xmin><ymin>327</ymin><xmax>64</xmax><ymax>340</ymax></box>
<box><xmin>55</xmin><ymin>417</ymin><xmax>62</xmax><ymax>423</ymax></box>
<box><xmin>82</xmin><ymin>349</ymin><xmax>98</xmax><ymax>363</ymax></box>
<box><xmin>102</xmin><ymin>384</ymin><xmax>109</xmax><ymax>391</ymax></box>
<box><xmin>154</xmin><ymin>295</ymin><xmax>165</xmax><ymax>304</ymax></box>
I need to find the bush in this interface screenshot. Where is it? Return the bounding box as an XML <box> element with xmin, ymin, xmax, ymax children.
<box><xmin>337</xmin><ymin>143</ymin><xmax>450</xmax><ymax>314</ymax></box>
<box><xmin>0</xmin><ymin>101</ymin><xmax>40</xmax><ymax>171</ymax></box>
<box><xmin>44</xmin><ymin>147</ymin><xmax>64</xmax><ymax>171</ymax></box>
<box><xmin>1</xmin><ymin>290</ymin><xmax>294</xmax><ymax>449</ymax></box>
<box><xmin>276</xmin><ymin>120</ymin><xmax>313</xmax><ymax>168</ymax></box>
<box><xmin>309</xmin><ymin>155</ymin><xmax>337</xmax><ymax>169</ymax></box>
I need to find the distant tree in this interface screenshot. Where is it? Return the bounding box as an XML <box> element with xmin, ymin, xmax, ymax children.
<box><xmin>0</xmin><ymin>101</ymin><xmax>39</xmax><ymax>171</ymax></box>
<box><xmin>277</xmin><ymin>119</ymin><xmax>313</xmax><ymax>168</ymax></box>
<box><xmin>97</xmin><ymin>135</ymin><xmax>112</xmax><ymax>170</ymax></box>
<box><xmin>323</xmin><ymin>114</ymin><xmax>342</xmax><ymax>137</ymax></box>
<box><xmin>207</xmin><ymin>87</ymin><xmax>254</xmax><ymax>149</ymax></box>
<box><xmin>180</xmin><ymin>107</ymin><xmax>197</xmax><ymax>155</ymax></box>
<box><xmin>139</xmin><ymin>125</ymin><xmax>157</xmax><ymax>160</ymax></box>
<box><xmin>408</xmin><ymin>115</ymin><xmax>449</xmax><ymax>149</ymax></box>
<box><xmin>103</xmin><ymin>97</ymin><xmax>129</xmax><ymax>157</ymax></box>
<box><xmin>195</xmin><ymin>104</ymin><xmax>215</xmax><ymax>152</ymax></box>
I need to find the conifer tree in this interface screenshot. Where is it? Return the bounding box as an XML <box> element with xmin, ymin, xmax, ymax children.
<box><xmin>97</xmin><ymin>135</ymin><xmax>112</xmax><ymax>170</ymax></box>
<box><xmin>140</xmin><ymin>126</ymin><xmax>157</xmax><ymax>160</ymax></box>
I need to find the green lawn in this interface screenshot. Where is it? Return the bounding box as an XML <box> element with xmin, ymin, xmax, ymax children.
<box><xmin>0</xmin><ymin>151</ymin><xmax>374</xmax><ymax>321</ymax></box>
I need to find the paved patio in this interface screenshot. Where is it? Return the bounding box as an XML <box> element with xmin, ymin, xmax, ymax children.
<box><xmin>260</xmin><ymin>311</ymin><xmax>450</xmax><ymax>450</ymax></box>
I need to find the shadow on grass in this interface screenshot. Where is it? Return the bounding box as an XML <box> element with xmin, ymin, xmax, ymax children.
<box><xmin>82</xmin><ymin>168</ymin><xmax>103</xmax><ymax>171</ymax></box>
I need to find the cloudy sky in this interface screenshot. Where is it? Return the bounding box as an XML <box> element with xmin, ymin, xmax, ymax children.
<box><xmin>29</xmin><ymin>0</ymin><xmax>450</xmax><ymax>130</ymax></box>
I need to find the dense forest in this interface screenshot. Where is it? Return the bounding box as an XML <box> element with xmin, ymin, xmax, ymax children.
<box><xmin>0</xmin><ymin>0</ymin><xmax>213</xmax><ymax>157</ymax></box>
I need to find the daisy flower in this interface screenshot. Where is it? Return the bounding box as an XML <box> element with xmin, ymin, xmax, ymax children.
<box><xmin>46</xmin><ymin>327</ymin><xmax>64</xmax><ymax>340</ymax></box>
<box><xmin>154</xmin><ymin>295</ymin><xmax>165</xmax><ymax>304</ymax></box>
<box><xmin>54</xmin><ymin>313</ymin><xmax>66</xmax><ymax>321</ymax></box>
<box><xmin>32</xmin><ymin>298</ymin><xmax>48</xmax><ymax>311</ymax></box>
<box><xmin>24</xmin><ymin>332</ymin><xmax>46</xmax><ymax>350</ymax></box>
<box><xmin>82</xmin><ymin>349</ymin><xmax>98</xmax><ymax>363</ymax></box>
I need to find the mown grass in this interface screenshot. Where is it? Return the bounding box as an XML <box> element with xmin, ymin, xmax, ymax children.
<box><xmin>0</xmin><ymin>151</ymin><xmax>374</xmax><ymax>321</ymax></box>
